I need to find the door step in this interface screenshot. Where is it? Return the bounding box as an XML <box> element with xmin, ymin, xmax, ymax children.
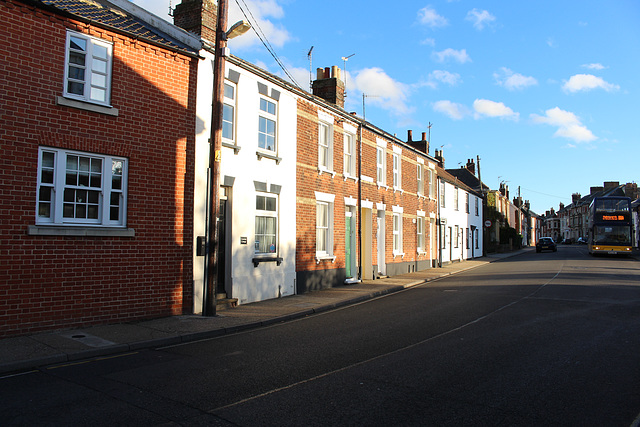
<box><xmin>216</xmin><ymin>293</ymin><xmax>237</xmax><ymax>311</ymax></box>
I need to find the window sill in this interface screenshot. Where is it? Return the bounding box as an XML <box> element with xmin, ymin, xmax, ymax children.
<box><xmin>222</xmin><ymin>141</ymin><xmax>241</xmax><ymax>155</ymax></box>
<box><xmin>315</xmin><ymin>254</ymin><xmax>337</xmax><ymax>264</ymax></box>
<box><xmin>56</xmin><ymin>96</ymin><xmax>119</xmax><ymax>117</ymax></box>
<box><xmin>256</xmin><ymin>151</ymin><xmax>282</xmax><ymax>164</ymax></box>
<box><xmin>393</xmin><ymin>251</ymin><xmax>405</xmax><ymax>259</ymax></box>
<box><xmin>318</xmin><ymin>168</ymin><xmax>336</xmax><ymax>178</ymax></box>
<box><xmin>252</xmin><ymin>257</ymin><xmax>283</xmax><ymax>267</ymax></box>
<box><xmin>28</xmin><ymin>225</ymin><xmax>134</xmax><ymax>237</ymax></box>
<box><xmin>377</xmin><ymin>183</ymin><xmax>388</xmax><ymax>190</ymax></box>
<box><xmin>393</xmin><ymin>187</ymin><xmax>404</xmax><ymax>194</ymax></box>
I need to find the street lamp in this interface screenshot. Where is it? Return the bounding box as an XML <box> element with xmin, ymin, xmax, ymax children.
<box><xmin>204</xmin><ymin>0</ymin><xmax>251</xmax><ymax>316</ymax></box>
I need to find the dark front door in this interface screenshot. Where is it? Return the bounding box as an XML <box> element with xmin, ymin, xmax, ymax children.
<box><xmin>216</xmin><ymin>198</ymin><xmax>226</xmax><ymax>294</ymax></box>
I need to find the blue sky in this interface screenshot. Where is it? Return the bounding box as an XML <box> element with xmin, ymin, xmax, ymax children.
<box><xmin>131</xmin><ymin>0</ymin><xmax>640</xmax><ymax>215</ymax></box>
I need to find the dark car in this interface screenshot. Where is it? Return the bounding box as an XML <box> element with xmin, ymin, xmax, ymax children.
<box><xmin>536</xmin><ymin>237</ymin><xmax>557</xmax><ymax>253</ymax></box>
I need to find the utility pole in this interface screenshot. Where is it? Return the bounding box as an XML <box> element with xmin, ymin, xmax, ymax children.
<box><xmin>204</xmin><ymin>0</ymin><xmax>229</xmax><ymax>316</ymax></box>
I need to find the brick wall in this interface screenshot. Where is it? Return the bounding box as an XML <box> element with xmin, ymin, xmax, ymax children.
<box><xmin>0</xmin><ymin>1</ymin><xmax>197</xmax><ymax>337</ymax></box>
<box><xmin>296</xmin><ymin>97</ymin><xmax>437</xmax><ymax>290</ymax></box>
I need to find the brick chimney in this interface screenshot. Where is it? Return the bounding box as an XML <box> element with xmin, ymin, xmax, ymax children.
<box><xmin>572</xmin><ymin>193</ymin><xmax>581</xmax><ymax>204</ymax></box>
<box><xmin>173</xmin><ymin>0</ymin><xmax>217</xmax><ymax>42</ymax></box>
<box><xmin>406</xmin><ymin>130</ymin><xmax>429</xmax><ymax>154</ymax></box>
<box><xmin>312</xmin><ymin>66</ymin><xmax>345</xmax><ymax>108</ymax></box>
<box><xmin>465</xmin><ymin>158</ymin><xmax>475</xmax><ymax>176</ymax></box>
<box><xmin>590</xmin><ymin>186</ymin><xmax>604</xmax><ymax>195</ymax></box>
<box><xmin>434</xmin><ymin>149</ymin><xmax>444</xmax><ymax>167</ymax></box>
<box><xmin>604</xmin><ymin>181</ymin><xmax>619</xmax><ymax>191</ymax></box>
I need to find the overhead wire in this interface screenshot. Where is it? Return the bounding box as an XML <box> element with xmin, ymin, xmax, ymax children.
<box><xmin>234</xmin><ymin>0</ymin><xmax>302</xmax><ymax>89</ymax></box>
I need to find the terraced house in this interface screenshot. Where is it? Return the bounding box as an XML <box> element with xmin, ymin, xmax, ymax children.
<box><xmin>0</xmin><ymin>0</ymin><xmax>199</xmax><ymax>337</ymax></box>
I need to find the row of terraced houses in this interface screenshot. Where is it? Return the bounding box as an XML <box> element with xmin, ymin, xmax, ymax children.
<box><xmin>2</xmin><ymin>0</ymin><xmax>508</xmax><ymax>338</ymax></box>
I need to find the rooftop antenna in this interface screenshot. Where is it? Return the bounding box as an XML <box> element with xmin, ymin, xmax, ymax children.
<box><xmin>362</xmin><ymin>93</ymin><xmax>379</xmax><ymax>121</ymax></box>
<box><xmin>168</xmin><ymin>0</ymin><xmax>174</xmax><ymax>16</ymax></box>
<box><xmin>341</xmin><ymin>53</ymin><xmax>355</xmax><ymax>100</ymax></box>
<box><xmin>307</xmin><ymin>46</ymin><xmax>314</xmax><ymax>92</ymax></box>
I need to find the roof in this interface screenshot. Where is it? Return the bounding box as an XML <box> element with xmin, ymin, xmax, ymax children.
<box><xmin>437</xmin><ymin>166</ymin><xmax>481</xmax><ymax>197</ymax></box>
<box><xmin>446</xmin><ymin>167</ymin><xmax>490</xmax><ymax>196</ymax></box>
<box><xmin>35</xmin><ymin>0</ymin><xmax>199</xmax><ymax>54</ymax></box>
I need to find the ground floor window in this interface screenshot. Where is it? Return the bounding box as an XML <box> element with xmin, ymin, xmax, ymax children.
<box><xmin>255</xmin><ymin>193</ymin><xmax>278</xmax><ymax>254</ymax></box>
<box><xmin>36</xmin><ymin>147</ymin><xmax>127</xmax><ymax>226</ymax></box>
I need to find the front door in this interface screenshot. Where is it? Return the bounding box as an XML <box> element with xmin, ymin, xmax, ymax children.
<box><xmin>377</xmin><ymin>211</ymin><xmax>386</xmax><ymax>276</ymax></box>
<box><xmin>216</xmin><ymin>195</ymin><xmax>227</xmax><ymax>295</ymax></box>
<box><xmin>345</xmin><ymin>210</ymin><xmax>356</xmax><ymax>279</ymax></box>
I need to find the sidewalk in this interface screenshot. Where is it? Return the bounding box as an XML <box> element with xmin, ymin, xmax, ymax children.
<box><xmin>0</xmin><ymin>249</ymin><xmax>530</xmax><ymax>375</ymax></box>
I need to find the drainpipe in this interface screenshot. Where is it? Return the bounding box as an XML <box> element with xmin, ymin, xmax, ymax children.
<box><xmin>357</xmin><ymin>121</ymin><xmax>363</xmax><ymax>280</ymax></box>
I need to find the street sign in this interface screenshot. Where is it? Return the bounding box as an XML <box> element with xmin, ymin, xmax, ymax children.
<box><xmin>484</xmin><ymin>220</ymin><xmax>492</xmax><ymax>228</ymax></box>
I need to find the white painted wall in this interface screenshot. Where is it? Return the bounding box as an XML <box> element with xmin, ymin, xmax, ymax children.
<box><xmin>193</xmin><ymin>52</ymin><xmax>297</xmax><ymax>311</ymax></box>
<box><xmin>439</xmin><ymin>180</ymin><xmax>483</xmax><ymax>263</ymax></box>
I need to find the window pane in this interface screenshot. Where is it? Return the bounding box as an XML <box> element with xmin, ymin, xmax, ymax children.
<box><xmin>63</xmin><ymin>204</ymin><xmax>74</xmax><ymax>218</ymax></box>
<box><xmin>92</xmin><ymin>72</ymin><xmax>106</xmax><ymax>87</ymax></box>
<box><xmin>65</xmin><ymin>172</ymin><xmax>77</xmax><ymax>186</ymax></box>
<box><xmin>111</xmin><ymin>192</ymin><xmax>120</xmax><ymax>206</ymax></box>
<box><xmin>76</xmin><ymin>204</ymin><xmax>86</xmax><ymax>219</ymax></box>
<box><xmin>87</xmin><ymin>204</ymin><xmax>99</xmax><ymax>219</ymax></box>
<box><xmin>64</xmin><ymin>188</ymin><xmax>74</xmax><ymax>203</ymax></box>
<box><xmin>69</xmin><ymin>51</ymin><xmax>86</xmax><ymax>66</ymax></box>
<box><xmin>39</xmin><ymin>187</ymin><xmax>52</xmax><ymax>202</ymax></box>
<box><xmin>224</xmin><ymin>83</ymin><xmax>234</xmax><ymax>99</ymax></box>
<box><xmin>112</xmin><ymin>175</ymin><xmax>122</xmax><ymax>190</ymax></box>
<box><xmin>110</xmin><ymin>206</ymin><xmax>120</xmax><ymax>221</ymax></box>
<box><xmin>222</xmin><ymin>104</ymin><xmax>234</xmax><ymax>139</ymax></box>
<box><xmin>265</xmin><ymin>196</ymin><xmax>276</xmax><ymax>211</ymax></box>
<box><xmin>41</xmin><ymin>169</ymin><xmax>54</xmax><ymax>184</ymax></box>
<box><xmin>42</xmin><ymin>152</ymin><xmax>55</xmax><ymax>168</ymax></box>
<box><xmin>90</xmin><ymin>174</ymin><xmax>101</xmax><ymax>188</ymax></box>
<box><xmin>67</xmin><ymin>81</ymin><xmax>84</xmax><ymax>95</ymax></box>
<box><xmin>78</xmin><ymin>172</ymin><xmax>89</xmax><ymax>187</ymax></box>
<box><xmin>93</xmin><ymin>44</ymin><xmax>108</xmax><ymax>60</ymax></box>
<box><xmin>68</xmin><ymin>66</ymin><xmax>85</xmax><ymax>80</ymax></box>
<box><xmin>88</xmin><ymin>191</ymin><xmax>99</xmax><ymax>204</ymax></box>
<box><xmin>38</xmin><ymin>203</ymin><xmax>51</xmax><ymax>218</ymax></box>
<box><xmin>90</xmin><ymin>87</ymin><xmax>106</xmax><ymax>102</ymax></box>
<box><xmin>256</xmin><ymin>195</ymin><xmax>265</xmax><ymax>210</ymax></box>
<box><xmin>70</xmin><ymin>36</ymin><xmax>86</xmax><ymax>52</ymax></box>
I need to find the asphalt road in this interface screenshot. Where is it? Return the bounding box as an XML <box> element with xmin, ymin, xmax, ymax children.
<box><xmin>2</xmin><ymin>246</ymin><xmax>640</xmax><ymax>426</ymax></box>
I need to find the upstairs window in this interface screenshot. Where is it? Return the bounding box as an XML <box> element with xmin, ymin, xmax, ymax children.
<box><xmin>258</xmin><ymin>98</ymin><xmax>277</xmax><ymax>152</ymax></box>
<box><xmin>63</xmin><ymin>31</ymin><xmax>113</xmax><ymax>106</ymax></box>
<box><xmin>222</xmin><ymin>83</ymin><xmax>236</xmax><ymax>142</ymax></box>
<box><xmin>417</xmin><ymin>162</ymin><xmax>424</xmax><ymax>195</ymax></box>
<box><xmin>37</xmin><ymin>147</ymin><xmax>127</xmax><ymax>227</ymax></box>
<box><xmin>318</xmin><ymin>121</ymin><xmax>333</xmax><ymax>171</ymax></box>
<box><xmin>376</xmin><ymin>147</ymin><xmax>385</xmax><ymax>185</ymax></box>
<box><xmin>343</xmin><ymin>132</ymin><xmax>355</xmax><ymax>177</ymax></box>
<box><xmin>392</xmin><ymin>152</ymin><xmax>401</xmax><ymax>190</ymax></box>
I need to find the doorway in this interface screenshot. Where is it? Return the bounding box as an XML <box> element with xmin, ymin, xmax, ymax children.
<box><xmin>377</xmin><ymin>210</ymin><xmax>386</xmax><ymax>276</ymax></box>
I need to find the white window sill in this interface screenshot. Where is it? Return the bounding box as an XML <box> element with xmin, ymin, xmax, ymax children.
<box><xmin>393</xmin><ymin>251</ymin><xmax>405</xmax><ymax>259</ymax></box>
<box><xmin>361</xmin><ymin>176</ymin><xmax>374</xmax><ymax>183</ymax></box>
<box><xmin>343</xmin><ymin>174</ymin><xmax>358</xmax><ymax>182</ymax></box>
<box><xmin>393</xmin><ymin>187</ymin><xmax>404</xmax><ymax>194</ymax></box>
<box><xmin>56</xmin><ymin>96</ymin><xmax>119</xmax><ymax>117</ymax></box>
<box><xmin>315</xmin><ymin>254</ymin><xmax>337</xmax><ymax>264</ymax></box>
<box><xmin>318</xmin><ymin>167</ymin><xmax>336</xmax><ymax>178</ymax></box>
<box><xmin>28</xmin><ymin>225</ymin><xmax>134</xmax><ymax>237</ymax></box>
<box><xmin>256</xmin><ymin>150</ymin><xmax>282</xmax><ymax>164</ymax></box>
<box><xmin>222</xmin><ymin>141</ymin><xmax>241</xmax><ymax>155</ymax></box>
<box><xmin>417</xmin><ymin>251</ymin><xmax>428</xmax><ymax>256</ymax></box>
<box><xmin>377</xmin><ymin>183</ymin><xmax>388</xmax><ymax>190</ymax></box>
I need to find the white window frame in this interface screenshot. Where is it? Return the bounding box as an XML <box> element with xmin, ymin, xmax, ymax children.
<box><xmin>36</xmin><ymin>147</ymin><xmax>127</xmax><ymax>227</ymax></box>
<box><xmin>475</xmin><ymin>197</ymin><xmax>479</xmax><ymax>216</ymax></box>
<box><xmin>466</xmin><ymin>192</ymin><xmax>470</xmax><ymax>213</ymax></box>
<box><xmin>318</xmin><ymin>121</ymin><xmax>333</xmax><ymax>172</ymax></box>
<box><xmin>417</xmin><ymin>159</ymin><xmax>424</xmax><ymax>196</ymax></box>
<box><xmin>417</xmin><ymin>214</ymin><xmax>426</xmax><ymax>254</ymax></box>
<box><xmin>63</xmin><ymin>30</ymin><xmax>113</xmax><ymax>106</ymax></box>
<box><xmin>392</xmin><ymin>146</ymin><xmax>402</xmax><ymax>191</ymax></box>
<box><xmin>343</xmin><ymin>130</ymin><xmax>356</xmax><ymax>178</ymax></box>
<box><xmin>254</xmin><ymin>192</ymin><xmax>278</xmax><ymax>256</ymax></box>
<box><xmin>439</xmin><ymin>180</ymin><xmax>446</xmax><ymax>208</ymax></box>
<box><xmin>315</xmin><ymin>191</ymin><xmax>336</xmax><ymax>262</ymax></box>
<box><xmin>392</xmin><ymin>205</ymin><xmax>404</xmax><ymax>257</ymax></box>
<box><xmin>376</xmin><ymin>138</ymin><xmax>386</xmax><ymax>187</ymax></box>
<box><xmin>454</xmin><ymin>187</ymin><xmax>459</xmax><ymax>211</ymax></box>
<box><xmin>258</xmin><ymin>97</ymin><xmax>277</xmax><ymax>152</ymax></box>
<box><xmin>222</xmin><ymin>82</ymin><xmax>236</xmax><ymax>143</ymax></box>
<box><xmin>428</xmin><ymin>165</ymin><xmax>436</xmax><ymax>199</ymax></box>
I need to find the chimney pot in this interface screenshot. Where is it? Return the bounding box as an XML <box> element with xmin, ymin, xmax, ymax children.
<box><xmin>407</xmin><ymin>130</ymin><xmax>413</xmax><ymax>142</ymax></box>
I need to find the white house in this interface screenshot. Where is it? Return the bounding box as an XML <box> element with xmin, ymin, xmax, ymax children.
<box><xmin>436</xmin><ymin>164</ymin><xmax>484</xmax><ymax>264</ymax></box>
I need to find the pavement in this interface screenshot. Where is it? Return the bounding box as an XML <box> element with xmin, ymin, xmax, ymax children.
<box><xmin>0</xmin><ymin>249</ymin><xmax>533</xmax><ymax>375</ymax></box>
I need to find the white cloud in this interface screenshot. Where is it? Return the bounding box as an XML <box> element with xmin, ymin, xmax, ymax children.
<box><xmin>562</xmin><ymin>74</ymin><xmax>619</xmax><ymax>93</ymax></box>
<box><xmin>420</xmin><ymin>38</ymin><xmax>436</xmax><ymax>47</ymax></box>
<box><xmin>465</xmin><ymin>9</ymin><xmax>496</xmax><ymax>30</ymax></box>
<box><xmin>432</xmin><ymin>48</ymin><xmax>471</xmax><ymax>64</ymax></box>
<box><xmin>582</xmin><ymin>63</ymin><xmax>606</xmax><ymax>70</ymax></box>
<box><xmin>419</xmin><ymin>70</ymin><xmax>461</xmax><ymax>89</ymax></box>
<box><xmin>494</xmin><ymin>67</ymin><xmax>537</xmax><ymax>91</ymax></box>
<box><xmin>473</xmin><ymin>99</ymin><xmax>519</xmax><ymax>120</ymax></box>
<box><xmin>433</xmin><ymin>100</ymin><xmax>469</xmax><ymax>120</ymax></box>
<box><xmin>418</xmin><ymin>6</ymin><xmax>448</xmax><ymax>29</ymax></box>
<box><xmin>530</xmin><ymin>107</ymin><xmax>597</xmax><ymax>143</ymax></box>
<box><xmin>353</xmin><ymin>67</ymin><xmax>411</xmax><ymax>115</ymax></box>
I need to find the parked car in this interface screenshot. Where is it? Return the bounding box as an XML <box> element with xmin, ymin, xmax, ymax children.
<box><xmin>561</xmin><ymin>238</ymin><xmax>572</xmax><ymax>244</ymax></box>
<box><xmin>536</xmin><ymin>237</ymin><xmax>557</xmax><ymax>253</ymax></box>
<box><xmin>577</xmin><ymin>237</ymin><xmax>587</xmax><ymax>244</ymax></box>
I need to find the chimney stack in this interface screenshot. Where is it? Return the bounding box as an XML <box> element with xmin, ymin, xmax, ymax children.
<box><xmin>406</xmin><ymin>129</ymin><xmax>429</xmax><ymax>154</ymax></box>
<box><xmin>312</xmin><ymin>66</ymin><xmax>345</xmax><ymax>108</ymax></box>
<box><xmin>465</xmin><ymin>158</ymin><xmax>476</xmax><ymax>176</ymax></box>
<box><xmin>173</xmin><ymin>0</ymin><xmax>218</xmax><ymax>42</ymax></box>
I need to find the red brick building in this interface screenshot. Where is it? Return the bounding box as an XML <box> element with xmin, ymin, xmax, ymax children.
<box><xmin>0</xmin><ymin>0</ymin><xmax>199</xmax><ymax>337</ymax></box>
<box><xmin>296</xmin><ymin>66</ymin><xmax>439</xmax><ymax>293</ymax></box>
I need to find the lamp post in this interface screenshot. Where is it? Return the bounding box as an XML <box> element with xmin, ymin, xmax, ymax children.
<box><xmin>204</xmin><ymin>0</ymin><xmax>250</xmax><ymax>316</ymax></box>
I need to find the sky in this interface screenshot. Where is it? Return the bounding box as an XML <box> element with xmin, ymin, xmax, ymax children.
<box><xmin>130</xmin><ymin>0</ymin><xmax>640</xmax><ymax>215</ymax></box>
